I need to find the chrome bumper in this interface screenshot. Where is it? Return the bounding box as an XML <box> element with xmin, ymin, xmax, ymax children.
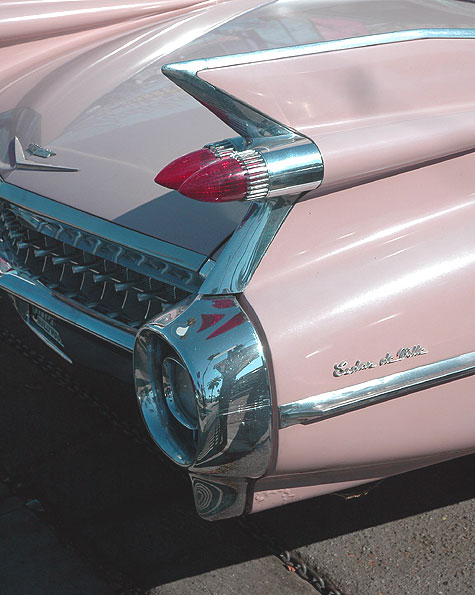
<box><xmin>0</xmin><ymin>243</ymin><xmax>135</xmax><ymax>380</ymax></box>
<box><xmin>0</xmin><ymin>266</ymin><xmax>135</xmax><ymax>353</ymax></box>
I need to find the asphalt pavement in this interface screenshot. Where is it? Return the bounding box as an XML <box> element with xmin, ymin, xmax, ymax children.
<box><xmin>0</xmin><ymin>295</ymin><xmax>473</xmax><ymax>594</ymax></box>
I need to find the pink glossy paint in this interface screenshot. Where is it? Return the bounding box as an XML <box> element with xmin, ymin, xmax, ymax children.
<box><xmin>0</xmin><ymin>1</ymin><xmax>222</xmax><ymax>45</ymax></box>
<box><xmin>2</xmin><ymin>0</ymin><xmax>475</xmax><ymax>513</ymax></box>
<box><xmin>201</xmin><ymin>38</ymin><xmax>475</xmax><ymax>193</ymax></box>
<box><xmin>0</xmin><ymin>0</ymin><xmax>271</xmax><ymax>254</ymax></box>
<box><xmin>243</xmin><ymin>150</ymin><xmax>475</xmax><ymax>511</ymax></box>
<box><xmin>198</xmin><ymin>33</ymin><xmax>475</xmax><ymax>509</ymax></box>
<box><xmin>251</xmin><ymin>441</ymin><xmax>474</xmax><ymax>513</ymax></box>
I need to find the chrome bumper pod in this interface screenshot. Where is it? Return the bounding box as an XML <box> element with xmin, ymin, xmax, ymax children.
<box><xmin>134</xmin><ymin>295</ymin><xmax>274</xmax><ymax>520</ymax></box>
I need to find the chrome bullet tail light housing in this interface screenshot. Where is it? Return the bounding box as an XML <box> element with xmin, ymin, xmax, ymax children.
<box><xmin>140</xmin><ymin>41</ymin><xmax>324</xmax><ymax>519</ymax></box>
<box><xmin>154</xmin><ymin>50</ymin><xmax>324</xmax><ymax>204</ymax></box>
<box><xmin>134</xmin><ymin>295</ymin><xmax>274</xmax><ymax>520</ymax></box>
<box><xmin>155</xmin><ymin>135</ymin><xmax>323</xmax><ymax>203</ymax></box>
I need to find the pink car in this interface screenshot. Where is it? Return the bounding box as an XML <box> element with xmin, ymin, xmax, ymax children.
<box><xmin>1</xmin><ymin>0</ymin><xmax>474</xmax><ymax>520</ymax></box>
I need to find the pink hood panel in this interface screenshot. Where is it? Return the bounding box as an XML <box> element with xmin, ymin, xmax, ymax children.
<box><xmin>0</xmin><ymin>1</ymin><xmax>222</xmax><ymax>46</ymax></box>
<box><xmin>0</xmin><ymin>0</ymin><xmax>271</xmax><ymax>255</ymax></box>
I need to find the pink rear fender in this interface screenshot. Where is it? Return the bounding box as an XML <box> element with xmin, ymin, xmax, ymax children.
<box><xmin>201</xmin><ymin>37</ymin><xmax>475</xmax><ymax>193</ymax></box>
<box><xmin>197</xmin><ymin>32</ymin><xmax>475</xmax><ymax>510</ymax></box>
<box><xmin>243</xmin><ymin>150</ymin><xmax>475</xmax><ymax>509</ymax></box>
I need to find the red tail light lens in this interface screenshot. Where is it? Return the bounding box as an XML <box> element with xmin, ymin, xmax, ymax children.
<box><xmin>179</xmin><ymin>157</ymin><xmax>248</xmax><ymax>202</ymax></box>
<box><xmin>154</xmin><ymin>148</ymin><xmax>217</xmax><ymax>190</ymax></box>
<box><xmin>155</xmin><ymin>142</ymin><xmax>269</xmax><ymax>202</ymax></box>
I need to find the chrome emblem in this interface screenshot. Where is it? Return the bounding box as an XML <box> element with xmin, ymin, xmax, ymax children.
<box><xmin>333</xmin><ymin>345</ymin><xmax>428</xmax><ymax>377</ymax></box>
<box><xmin>26</xmin><ymin>143</ymin><xmax>56</xmax><ymax>159</ymax></box>
<box><xmin>7</xmin><ymin>137</ymin><xmax>79</xmax><ymax>172</ymax></box>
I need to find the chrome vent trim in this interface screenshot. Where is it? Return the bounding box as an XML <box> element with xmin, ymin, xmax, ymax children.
<box><xmin>0</xmin><ymin>182</ymin><xmax>206</xmax><ymax>272</ymax></box>
<box><xmin>0</xmin><ymin>199</ymin><xmax>200</xmax><ymax>330</ymax></box>
<box><xmin>10</xmin><ymin>205</ymin><xmax>201</xmax><ymax>292</ymax></box>
<box><xmin>206</xmin><ymin>139</ymin><xmax>239</xmax><ymax>159</ymax></box>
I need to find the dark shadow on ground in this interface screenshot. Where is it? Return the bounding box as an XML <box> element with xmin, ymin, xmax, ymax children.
<box><xmin>248</xmin><ymin>454</ymin><xmax>475</xmax><ymax>550</ymax></box>
<box><xmin>0</xmin><ymin>297</ymin><xmax>473</xmax><ymax>592</ymax></box>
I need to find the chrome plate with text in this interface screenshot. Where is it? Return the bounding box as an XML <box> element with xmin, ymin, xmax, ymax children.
<box><xmin>30</xmin><ymin>305</ymin><xmax>65</xmax><ymax>349</ymax></box>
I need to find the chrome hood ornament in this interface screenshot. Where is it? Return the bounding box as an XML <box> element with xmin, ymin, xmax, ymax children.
<box><xmin>9</xmin><ymin>137</ymin><xmax>79</xmax><ymax>172</ymax></box>
<box><xmin>26</xmin><ymin>143</ymin><xmax>56</xmax><ymax>159</ymax></box>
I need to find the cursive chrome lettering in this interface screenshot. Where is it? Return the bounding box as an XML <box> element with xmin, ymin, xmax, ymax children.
<box><xmin>335</xmin><ymin>345</ymin><xmax>428</xmax><ymax>377</ymax></box>
<box><xmin>333</xmin><ymin>360</ymin><xmax>377</xmax><ymax>377</ymax></box>
<box><xmin>380</xmin><ymin>345</ymin><xmax>428</xmax><ymax>366</ymax></box>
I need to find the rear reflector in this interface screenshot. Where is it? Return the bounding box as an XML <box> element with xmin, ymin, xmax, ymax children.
<box><xmin>154</xmin><ymin>148</ymin><xmax>217</xmax><ymax>190</ymax></box>
<box><xmin>179</xmin><ymin>157</ymin><xmax>248</xmax><ymax>202</ymax></box>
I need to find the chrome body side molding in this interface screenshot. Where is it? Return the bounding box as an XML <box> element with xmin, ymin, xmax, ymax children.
<box><xmin>134</xmin><ymin>295</ymin><xmax>273</xmax><ymax>520</ymax></box>
<box><xmin>279</xmin><ymin>352</ymin><xmax>475</xmax><ymax>429</ymax></box>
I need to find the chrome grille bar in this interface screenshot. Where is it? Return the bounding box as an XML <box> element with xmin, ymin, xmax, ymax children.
<box><xmin>0</xmin><ymin>199</ymin><xmax>198</xmax><ymax>331</ymax></box>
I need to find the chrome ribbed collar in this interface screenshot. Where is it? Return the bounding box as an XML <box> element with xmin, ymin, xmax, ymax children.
<box><xmin>234</xmin><ymin>148</ymin><xmax>270</xmax><ymax>200</ymax></box>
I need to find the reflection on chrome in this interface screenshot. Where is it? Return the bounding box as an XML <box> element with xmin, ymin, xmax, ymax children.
<box><xmin>134</xmin><ymin>295</ymin><xmax>273</xmax><ymax>520</ymax></box>
<box><xmin>190</xmin><ymin>474</ymin><xmax>248</xmax><ymax>521</ymax></box>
